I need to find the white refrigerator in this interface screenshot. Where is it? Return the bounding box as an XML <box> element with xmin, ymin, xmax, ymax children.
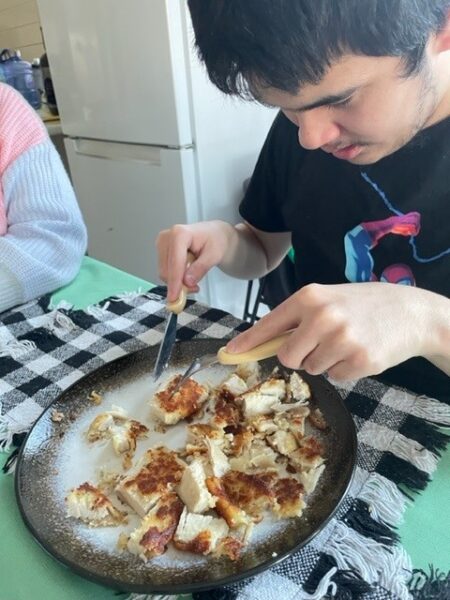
<box><xmin>37</xmin><ymin>0</ymin><xmax>275</xmax><ymax>317</ymax></box>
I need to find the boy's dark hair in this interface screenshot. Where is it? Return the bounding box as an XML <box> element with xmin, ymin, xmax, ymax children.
<box><xmin>187</xmin><ymin>0</ymin><xmax>450</xmax><ymax>98</ymax></box>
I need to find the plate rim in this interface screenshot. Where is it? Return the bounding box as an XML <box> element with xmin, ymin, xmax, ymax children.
<box><xmin>14</xmin><ymin>339</ymin><xmax>357</xmax><ymax>594</ymax></box>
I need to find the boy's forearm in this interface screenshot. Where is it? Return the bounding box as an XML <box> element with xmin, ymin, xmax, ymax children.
<box><xmin>219</xmin><ymin>222</ymin><xmax>291</xmax><ymax>280</ymax></box>
<box><xmin>418</xmin><ymin>290</ymin><xmax>450</xmax><ymax>376</ymax></box>
<box><xmin>422</xmin><ymin>291</ymin><xmax>450</xmax><ymax>376</ymax></box>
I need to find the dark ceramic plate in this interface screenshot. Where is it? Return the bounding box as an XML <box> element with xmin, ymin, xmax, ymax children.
<box><xmin>15</xmin><ymin>338</ymin><xmax>356</xmax><ymax>594</ymax></box>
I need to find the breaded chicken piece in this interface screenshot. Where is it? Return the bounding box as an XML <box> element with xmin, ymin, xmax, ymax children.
<box><xmin>287</xmin><ymin>372</ymin><xmax>311</xmax><ymax>402</ymax></box>
<box><xmin>283</xmin><ymin>406</ymin><xmax>310</xmax><ymax>441</ymax></box>
<box><xmin>214</xmin><ymin>535</ymin><xmax>246</xmax><ymax>561</ymax></box>
<box><xmin>86</xmin><ymin>407</ymin><xmax>126</xmax><ymax>442</ymax></box>
<box><xmin>205</xmin><ymin>438</ymin><xmax>230</xmax><ymax>477</ymax></box>
<box><xmin>173</xmin><ymin>507</ymin><xmax>228</xmax><ymax>555</ymax></box>
<box><xmin>214</xmin><ymin>521</ymin><xmax>254</xmax><ymax>560</ymax></box>
<box><xmin>211</xmin><ymin>393</ymin><xmax>243</xmax><ymax>429</ymax></box>
<box><xmin>235</xmin><ymin>362</ymin><xmax>261</xmax><ymax>388</ymax></box>
<box><xmin>240</xmin><ymin>377</ymin><xmax>287</xmax><ymax>419</ymax></box>
<box><xmin>116</xmin><ymin>447</ymin><xmax>185</xmax><ymax>517</ymax></box>
<box><xmin>187</xmin><ymin>423</ymin><xmax>226</xmax><ymax>447</ymax></box>
<box><xmin>250</xmin><ymin>414</ymin><xmax>279</xmax><ymax>436</ymax></box>
<box><xmin>177</xmin><ymin>458</ymin><xmax>216</xmax><ymax>513</ymax></box>
<box><xmin>267</xmin><ymin>430</ymin><xmax>298</xmax><ymax>456</ymax></box>
<box><xmin>127</xmin><ymin>493</ymin><xmax>183</xmax><ymax>560</ymax></box>
<box><xmin>229</xmin><ymin>439</ymin><xmax>279</xmax><ymax>472</ymax></box>
<box><xmin>298</xmin><ymin>464</ymin><xmax>326</xmax><ymax>495</ymax></box>
<box><xmin>308</xmin><ymin>408</ymin><xmax>328</xmax><ymax>431</ymax></box>
<box><xmin>150</xmin><ymin>375</ymin><xmax>209</xmax><ymax>425</ymax></box>
<box><xmin>220</xmin><ymin>373</ymin><xmax>248</xmax><ymax>398</ymax></box>
<box><xmin>226</xmin><ymin>425</ymin><xmax>254</xmax><ymax>457</ymax></box>
<box><xmin>206</xmin><ymin>476</ymin><xmax>253</xmax><ymax>529</ymax></box>
<box><xmin>111</xmin><ymin>419</ymin><xmax>148</xmax><ymax>455</ymax></box>
<box><xmin>219</xmin><ymin>470</ymin><xmax>277</xmax><ymax>519</ymax></box>
<box><xmin>112</xmin><ymin>420</ymin><xmax>149</xmax><ymax>469</ymax></box>
<box><xmin>272</xmin><ymin>478</ymin><xmax>306</xmax><ymax>518</ymax></box>
<box><xmin>66</xmin><ymin>482</ymin><xmax>127</xmax><ymax>527</ymax></box>
<box><xmin>86</xmin><ymin>406</ymin><xmax>148</xmax><ymax>468</ymax></box>
<box><xmin>289</xmin><ymin>436</ymin><xmax>325</xmax><ymax>471</ymax></box>
<box><xmin>182</xmin><ymin>423</ymin><xmax>231</xmax><ymax>460</ymax></box>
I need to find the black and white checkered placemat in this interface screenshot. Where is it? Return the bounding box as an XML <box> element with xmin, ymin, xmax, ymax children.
<box><xmin>1</xmin><ymin>288</ymin><xmax>449</xmax><ymax>600</ymax></box>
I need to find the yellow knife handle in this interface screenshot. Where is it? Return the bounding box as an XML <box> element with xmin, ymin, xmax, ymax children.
<box><xmin>167</xmin><ymin>251</ymin><xmax>196</xmax><ymax>315</ymax></box>
<box><xmin>217</xmin><ymin>330</ymin><xmax>293</xmax><ymax>365</ymax></box>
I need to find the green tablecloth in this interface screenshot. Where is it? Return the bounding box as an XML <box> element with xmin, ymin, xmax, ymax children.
<box><xmin>0</xmin><ymin>257</ymin><xmax>448</xmax><ymax>599</ymax></box>
<box><xmin>51</xmin><ymin>255</ymin><xmax>152</xmax><ymax>309</ymax></box>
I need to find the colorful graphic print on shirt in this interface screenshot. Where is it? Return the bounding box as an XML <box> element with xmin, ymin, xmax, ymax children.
<box><xmin>344</xmin><ymin>173</ymin><xmax>450</xmax><ymax>286</ymax></box>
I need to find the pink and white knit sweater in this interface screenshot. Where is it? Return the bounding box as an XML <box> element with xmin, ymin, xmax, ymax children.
<box><xmin>0</xmin><ymin>83</ymin><xmax>87</xmax><ymax>312</ymax></box>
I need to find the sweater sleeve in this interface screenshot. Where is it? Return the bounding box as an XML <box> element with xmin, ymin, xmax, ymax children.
<box><xmin>0</xmin><ymin>139</ymin><xmax>87</xmax><ymax>313</ymax></box>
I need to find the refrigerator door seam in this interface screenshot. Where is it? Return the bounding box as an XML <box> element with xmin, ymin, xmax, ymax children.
<box><xmin>68</xmin><ymin>136</ymin><xmax>194</xmax><ymax>151</ymax></box>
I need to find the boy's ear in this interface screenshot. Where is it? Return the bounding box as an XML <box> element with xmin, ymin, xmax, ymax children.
<box><xmin>432</xmin><ymin>11</ymin><xmax>450</xmax><ymax>54</ymax></box>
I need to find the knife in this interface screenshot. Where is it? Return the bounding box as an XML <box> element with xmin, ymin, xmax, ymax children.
<box><xmin>153</xmin><ymin>252</ymin><xmax>195</xmax><ymax>381</ymax></box>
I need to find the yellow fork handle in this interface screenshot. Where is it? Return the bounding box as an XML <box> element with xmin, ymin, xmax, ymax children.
<box><xmin>217</xmin><ymin>330</ymin><xmax>293</xmax><ymax>365</ymax></box>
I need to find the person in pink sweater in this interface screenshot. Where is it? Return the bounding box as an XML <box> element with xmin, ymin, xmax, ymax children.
<box><xmin>0</xmin><ymin>82</ymin><xmax>87</xmax><ymax>313</ymax></box>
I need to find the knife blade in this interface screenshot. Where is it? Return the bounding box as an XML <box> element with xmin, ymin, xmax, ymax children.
<box><xmin>153</xmin><ymin>311</ymin><xmax>178</xmax><ymax>381</ymax></box>
<box><xmin>152</xmin><ymin>252</ymin><xmax>195</xmax><ymax>381</ymax></box>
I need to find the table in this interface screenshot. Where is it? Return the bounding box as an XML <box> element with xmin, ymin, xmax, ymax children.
<box><xmin>1</xmin><ymin>257</ymin><xmax>448</xmax><ymax>599</ymax></box>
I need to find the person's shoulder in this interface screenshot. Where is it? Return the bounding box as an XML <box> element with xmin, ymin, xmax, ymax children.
<box><xmin>0</xmin><ymin>81</ymin><xmax>17</xmax><ymax>99</ymax></box>
<box><xmin>0</xmin><ymin>81</ymin><xmax>29</xmax><ymax>109</ymax></box>
<box><xmin>0</xmin><ymin>83</ymin><xmax>48</xmax><ymax>173</ymax></box>
<box><xmin>0</xmin><ymin>82</ymin><xmax>45</xmax><ymax>128</ymax></box>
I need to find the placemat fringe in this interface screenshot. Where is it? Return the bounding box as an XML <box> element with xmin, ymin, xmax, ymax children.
<box><xmin>326</xmin><ymin>521</ymin><xmax>412</xmax><ymax>599</ymax></box>
<box><xmin>81</xmin><ymin>290</ymin><xmax>150</xmax><ymax>321</ymax></box>
<box><xmin>358</xmin><ymin>472</ymin><xmax>407</xmax><ymax>525</ymax></box>
<box><xmin>344</xmin><ymin>499</ymin><xmax>399</xmax><ymax>545</ymax></box>
<box><xmin>390</xmin><ymin>434</ymin><xmax>438</xmax><ymax>474</ymax></box>
<box><xmin>399</xmin><ymin>416</ymin><xmax>449</xmax><ymax>456</ymax></box>
<box><xmin>44</xmin><ymin>300</ymin><xmax>77</xmax><ymax>333</ymax></box>
<box><xmin>409</xmin><ymin>567</ymin><xmax>450</xmax><ymax>599</ymax></box>
<box><xmin>110</xmin><ymin>289</ymin><xmax>147</xmax><ymax>302</ymax></box>
<box><xmin>303</xmin><ymin>557</ymin><xmax>374</xmax><ymax>600</ymax></box>
<box><xmin>299</xmin><ymin>566</ymin><xmax>338</xmax><ymax>599</ymax></box>
<box><xmin>376</xmin><ymin>453</ymin><xmax>431</xmax><ymax>495</ymax></box>
<box><xmin>0</xmin><ymin>398</ymin><xmax>42</xmax><ymax>452</ymax></box>
<box><xmin>0</xmin><ymin>338</ymin><xmax>36</xmax><ymax>359</ymax></box>
<box><xmin>85</xmin><ymin>301</ymin><xmax>111</xmax><ymax>319</ymax></box>
<box><xmin>411</xmin><ymin>396</ymin><xmax>450</xmax><ymax>419</ymax></box>
<box><xmin>323</xmin><ymin>568</ymin><xmax>373</xmax><ymax>600</ymax></box>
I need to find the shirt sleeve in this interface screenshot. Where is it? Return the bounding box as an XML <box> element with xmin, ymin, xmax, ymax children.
<box><xmin>0</xmin><ymin>139</ymin><xmax>87</xmax><ymax>313</ymax></box>
<box><xmin>239</xmin><ymin>111</ymin><xmax>305</xmax><ymax>232</ymax></box>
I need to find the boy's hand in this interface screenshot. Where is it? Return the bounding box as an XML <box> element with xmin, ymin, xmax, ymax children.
<box><xmin>156</xmin><ymin>221</ymin><xmax>233</xmax><ymax>302</ymax></box>
<box><xmin>227</xmin><ymin>282</ymin><xmax>447</xmax><ymax>381</ymax></box>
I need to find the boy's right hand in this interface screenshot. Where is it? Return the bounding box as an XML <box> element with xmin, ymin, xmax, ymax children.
<box><xmin>156</xmin><ymin>221</ymin><xmax>233</xmax><ymax>302</ymax></box>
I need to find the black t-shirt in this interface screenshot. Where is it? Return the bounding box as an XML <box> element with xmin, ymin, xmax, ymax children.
<box><xmin>240</xmin><ymin>112</ymin><xmax>450</xmax><ymax>402</ymax></box>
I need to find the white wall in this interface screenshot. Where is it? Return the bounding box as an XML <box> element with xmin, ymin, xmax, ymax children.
<box><xmin>182</xmin><ymin>9</ymin><xmax>277</xmax><ymax>318</ymax></box>
<box><xmin>0</xmin><ymin>0</ymin><xmax>44</xmax><ymax>62</ymax></box>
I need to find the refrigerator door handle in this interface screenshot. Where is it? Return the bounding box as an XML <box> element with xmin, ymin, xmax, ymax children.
<box><xmin>71</xmin><ymin>138</ymin><xmax>162</xmax><ymax>166</ymax></box>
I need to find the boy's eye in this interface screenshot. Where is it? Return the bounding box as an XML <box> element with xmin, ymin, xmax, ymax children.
<box><xmin>330</xmin><ymin>97</ymin><xmax>353</xmax><ymax>109</ymax></box>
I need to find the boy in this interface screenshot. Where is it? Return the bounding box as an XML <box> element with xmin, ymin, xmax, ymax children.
<box><xmin>157</xmin><ymin>0</ymin><xmax>450</xmax><ymax>401</ymax></box>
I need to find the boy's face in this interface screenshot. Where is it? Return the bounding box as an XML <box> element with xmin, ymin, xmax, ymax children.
<box><xmin>257</xmin><ymin>53</ymin><xmax>447</xmax><ymax>165</ymax></box>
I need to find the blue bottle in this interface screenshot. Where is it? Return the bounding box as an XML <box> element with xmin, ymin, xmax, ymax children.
<box><xmin>0</xmin><ymin>49</ymin><xmax>41</xmax><ymax>109</ymax></box>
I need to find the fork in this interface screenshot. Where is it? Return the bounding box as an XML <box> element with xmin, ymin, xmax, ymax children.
<box><xmin>171</xmin><ymin>330</ymin><xmax>294</xmax><ymax>394</ymax></box>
